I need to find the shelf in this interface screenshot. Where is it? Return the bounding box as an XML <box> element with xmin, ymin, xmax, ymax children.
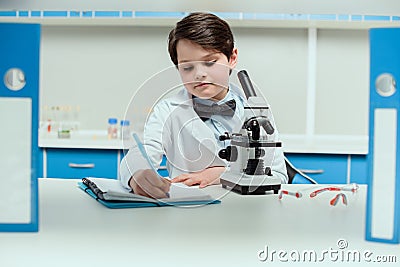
<box><xmin>0</xmin><ymin>17</ymin><xmax>179</xmax><ymax>27</ymax></box>
<box><xmin>39</xmin><ymin>130</ymin><xmax>134</xmax><ymax>150</ymax></box>
<box><xmin>280</xmin><ymin>134</ymin><xmax>368</xmax><ymax>155</ymax></box>
<box><xmin>1</xmin><ymin>15</ymin><xmax>400</xmax><ymax>29</ymax></box>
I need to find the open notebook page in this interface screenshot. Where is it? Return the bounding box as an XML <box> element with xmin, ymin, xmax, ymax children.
<box><xmin>85</xmin><ymin>178</ymin><xmax>212</xmax><ymax>202</ymax></box>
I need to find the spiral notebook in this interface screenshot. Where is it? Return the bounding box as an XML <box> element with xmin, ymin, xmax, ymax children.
<box><xmin>78</xmin><ymin>177</ymin><xmax>220</xmax><ymax>209</ymax></box>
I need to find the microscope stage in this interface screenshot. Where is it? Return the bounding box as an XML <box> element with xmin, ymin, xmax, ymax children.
<box><xmin>220</xmin><ymin>172</ymin><xmax>281</xmax><ymax>195</ymax></box>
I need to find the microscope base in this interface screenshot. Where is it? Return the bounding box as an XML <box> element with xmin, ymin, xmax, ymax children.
<box><xmin>220</xmin><ymin>174</ymin><xmax>281</xmax><ymax>195</ymax></box>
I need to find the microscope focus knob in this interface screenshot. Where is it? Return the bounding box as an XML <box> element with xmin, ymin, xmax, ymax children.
<box><xmin>219</xmin><ymin>132</ymin><xmax>231</xmax><ymax>141</ymax></box>
<box><xmin>218</xmin><ymin>146</ymin><xmax>238</xmax><ymax>162</ymax></box>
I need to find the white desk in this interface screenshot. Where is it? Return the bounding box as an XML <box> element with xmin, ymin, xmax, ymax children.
<box><xmin>0</xmin><ymin>179</ymin><xmax>398</xmax><ymax>267</ymax></box>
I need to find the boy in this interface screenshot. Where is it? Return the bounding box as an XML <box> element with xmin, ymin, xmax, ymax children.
<box><xmin>119</xmin><ymin>12</ymin><xmax>288</xmax><ymax>198</ymax></box>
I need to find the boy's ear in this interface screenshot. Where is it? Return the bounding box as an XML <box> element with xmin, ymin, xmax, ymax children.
<box><xmin>229</xmin><ymin>48</ymin><xmax>238</xmax><ymax>69</ymax></box>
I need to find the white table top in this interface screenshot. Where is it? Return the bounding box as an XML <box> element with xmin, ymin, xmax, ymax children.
<box><xmin>0</xmin><ymin>179</ymin><xmax>398</xmax><ymax>267</ymax></box>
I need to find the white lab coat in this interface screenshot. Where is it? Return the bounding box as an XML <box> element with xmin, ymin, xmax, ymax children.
<box><xmin>119</xmin><ymin>85</ymin><xmax>288</xmax><ymax>189</ymax></box>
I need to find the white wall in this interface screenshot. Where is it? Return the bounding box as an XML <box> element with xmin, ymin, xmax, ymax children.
<box><xmin>40</xmin><ymin>25</ymin><xmax>369</xmax><ymax>138</ymax></box>
<box><xmin>315</xmin><ymin>29</ymin><xmax>369</xmax><ymax>136</ymax></box>
<box><xmin>234</xmin><ymin>28</ymin><xmax>309</xmax><ymax>134</ymax></box>
<box><xmin>40</xmin><ymin>26</ymin><xmax>172</xmax><ymax>131</ymax></box>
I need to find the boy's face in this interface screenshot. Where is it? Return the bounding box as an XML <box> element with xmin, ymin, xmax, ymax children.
<box><xmin>176</xmin><ymin>39</ymin><xmax>237</xmax><ymax>101</ymax></box>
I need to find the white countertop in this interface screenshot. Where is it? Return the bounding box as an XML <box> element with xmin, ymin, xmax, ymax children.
<box><xmin>39</xmin><ymin>130</ymin><xmax>135</xmax><ymax>150</ymax></box>
<box><xmin>280</xmin><ymin>134</ymin><xmax>369</xmax><ymax>155</ymax></box>
<box><xmin>0</xmin><ymin>179</ymin><xmax>397</xmax><ymax>267</ymax></box>
<box><xmin>39</xmin><ymin>130</ymin><xmax>368</xmax><ymax>154</ymax></box>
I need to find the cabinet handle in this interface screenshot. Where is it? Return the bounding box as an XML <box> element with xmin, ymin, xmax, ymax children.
<box><xmin>298</xmin><ymin>169</ymin><xmax>324</xmax><ymax>174</ymax></box>
<box><xmin>68</xmin><ymin>163</ymin><xmax>95</xmax><ymax>168</ymax></box>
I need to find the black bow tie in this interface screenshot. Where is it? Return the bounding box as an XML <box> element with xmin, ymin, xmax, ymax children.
<box><xmin>193</xmin><ymin>99</ymin><xmax>236</xmax><ymax>121</ymax></box>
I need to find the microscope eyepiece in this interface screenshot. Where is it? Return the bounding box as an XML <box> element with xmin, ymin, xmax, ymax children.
<box><xmin>238</xmin><ymin>70</ymin><xmax>257</xmax><ymax>99</ymax></box>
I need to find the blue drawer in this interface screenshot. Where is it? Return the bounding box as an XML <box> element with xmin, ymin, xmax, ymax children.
<box><xmin>46</xmin><ymin>148</ymin><xmax>118</xmax><ymax>179</ymax></box>
<box><xmin>285</xmin><ymin>153</ymin><xmax>348</xmax><ymax>184</ymax></box>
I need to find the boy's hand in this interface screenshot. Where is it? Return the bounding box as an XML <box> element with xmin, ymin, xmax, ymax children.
<box><xmin>171</xmin><ymin>166</ymin><xmax>225</xmax><ymax>188</ymax></box>
<box><xmin>129</xmin><ymin>169</ymin><xmax>171</xmax><ymax>199</ymax></box>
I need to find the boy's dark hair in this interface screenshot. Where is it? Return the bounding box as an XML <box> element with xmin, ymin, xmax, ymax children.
<box><xmin>168</xmin><ymin>12</ymin><xmax>235</xmax><ymax>66</ymax></box>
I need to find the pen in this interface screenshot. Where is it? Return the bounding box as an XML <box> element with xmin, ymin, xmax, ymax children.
<box><xmin>132</xmin><ymin>133</ymin><xmax>171</xmax><ymax>197</ymax></box>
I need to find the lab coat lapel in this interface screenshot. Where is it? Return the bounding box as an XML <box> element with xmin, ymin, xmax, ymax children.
<box><xmin>167</xmin><ymin>88</ymin><xmax>220</xmax><ymax>144</ymax></box>
<box><xmin>164</xmin><ymin>89</ymin><xmax>225</xmax><ymax>172</ymax></box>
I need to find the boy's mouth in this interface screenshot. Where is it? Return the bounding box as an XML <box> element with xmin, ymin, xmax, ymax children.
<box><xmin>194</xmin><ymin>82</ymin><xmax>213</xmax><ymax>89</ymax></box>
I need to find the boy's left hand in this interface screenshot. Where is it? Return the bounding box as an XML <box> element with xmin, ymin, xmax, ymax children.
<box><xmin>171</xmin><ymin>166</ymin><xmax>225</xmax><ymax>188</ymax></box>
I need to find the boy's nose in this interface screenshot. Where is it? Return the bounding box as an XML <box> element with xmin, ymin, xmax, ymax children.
<box><xmin>194</xmin><ymin>64</ymin><xmax>207</xmax><ymax>80</ymax></box>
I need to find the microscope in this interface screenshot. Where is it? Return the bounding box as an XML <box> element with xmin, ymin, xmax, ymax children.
<box><xmin>218</xmin><ymin>70</ymin><xmax>282</xmax><ymax>195</ymax></box>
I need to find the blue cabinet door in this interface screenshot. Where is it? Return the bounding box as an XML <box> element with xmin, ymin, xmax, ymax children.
<box><xmin>46</xmin><ymin>148</ymin><xmax>119</xmax><ymax>179</ymax></box>
<box><xmin>0</xmin><ymin>23</ymin><xmax>40</xmax><ymax>232</ymax></box>
<box><xmin>286</xmin><ymin>153</ymin><xmax>368</xmax><ymax>184</ymax></box>
<box><xmin>285</xmin><ymin>153</ymin><xmax>348</xmax><ymax>184</ymax></box>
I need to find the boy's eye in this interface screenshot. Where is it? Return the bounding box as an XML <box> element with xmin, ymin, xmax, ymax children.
<box><xmin>179</xmin><ymin>64</ymin><xmax>194</xmax><ymax>72</ymax></box>
<box><xmin>204</xmin><ymin>60</ymin><xmax>217</xmax><ymax>67</ymax></box>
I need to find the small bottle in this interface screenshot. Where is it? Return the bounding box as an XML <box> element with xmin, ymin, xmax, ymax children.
<box><xmin>107</xmin><ymin>118</ymin><xmax>118</xmax><ymax>139</ymax></box>
<box><xmin>120</xmin><ymin>120</ymin><xmax>131</xmax><ymax>140</ymax></box>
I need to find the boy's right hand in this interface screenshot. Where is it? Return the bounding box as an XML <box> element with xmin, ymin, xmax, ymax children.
<box><xmin>129</xmin><ymin>169</ymin><xmax>171</xmax><ymax>199</ymax></box>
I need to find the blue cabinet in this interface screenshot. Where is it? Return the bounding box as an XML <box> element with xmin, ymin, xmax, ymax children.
<box><xmin>286</xmin><ymin>153</ymin><xmax>368</xmax><ymax>184</ymax></box>
<box><xmin>43</xmin><ymin>148</ymin><xmax>367</xmax><ymax>184</ymax></box>
<box><xmin>348</xmin><ymin>154</ymin><xmax>368</xmax><ymax>184</ymax></box>
<box><xmin>46</xmin><ymin>148</ymin><xmax>119</xmax><ymax>179</ymax></box>
<box><xmin>44</xmin><ymin>148</ymin><xmax>169</xmax><ymax>179</ymax></box>
<box><xmin>286</xmin><ymin>153</ymin><xmax>347</xmax><ymax>184</ymax></box>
